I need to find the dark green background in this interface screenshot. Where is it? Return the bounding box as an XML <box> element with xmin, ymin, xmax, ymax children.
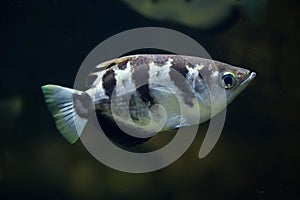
<box><xmin>0</xmin><ymin>0</ymin><xmax>299</xmax><ymax>199</ymax></box>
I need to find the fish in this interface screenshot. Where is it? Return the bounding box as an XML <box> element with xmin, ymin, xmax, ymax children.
<box><xmin>41</xmin><ymin>54</ymin><xmax>256</xmax><ymax>147</ymax></box>
<box><xmin>120</xmin><ymin>0</ymin><xmax>268</xmax><ymax>30</ymax></box>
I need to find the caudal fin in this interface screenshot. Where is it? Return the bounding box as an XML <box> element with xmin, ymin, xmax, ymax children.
<box><xmin>41</xmin><ymin>84</ymin><xmax>88</xmax><ymax>144</ymax></box>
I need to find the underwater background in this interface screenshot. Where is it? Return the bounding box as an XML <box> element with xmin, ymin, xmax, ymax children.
<box><xmin>0</xmin><ymin>0</ymin><xmax>299</xmax><ymax>199</ymax></box>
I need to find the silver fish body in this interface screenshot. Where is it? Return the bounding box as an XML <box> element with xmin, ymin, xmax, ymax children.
<box><xmin>42</xmin><ymin>54</ymin><xmax>256</xmax><ymax>146</ymax></box>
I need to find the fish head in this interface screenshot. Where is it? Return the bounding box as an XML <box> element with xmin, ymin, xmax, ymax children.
<box><xmin>193</xmin><ymin>60</ymin><xmax>256</xmax><ymax>114</ymax></box>
<box><xmin>218</xmin><ymin>64</ymin><xmax>256</xmax><ymax>104</ymax></box>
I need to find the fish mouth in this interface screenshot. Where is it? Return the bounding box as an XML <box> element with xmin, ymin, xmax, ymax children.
<box><xmin>245</xmin><ymin>71</ymin><xmax>256</xmax><ymax>83</ymax></box>
<box><xmin>238</xmin><ymin>71</ymin><xmax>256</xmax><ymax>91</ymax></box>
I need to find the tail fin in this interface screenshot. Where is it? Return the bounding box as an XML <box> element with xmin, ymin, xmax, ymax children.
<box><xmin>41</xmin><ymin>84</ymin><xmax>88</xmax><ymax>144</ymax></box>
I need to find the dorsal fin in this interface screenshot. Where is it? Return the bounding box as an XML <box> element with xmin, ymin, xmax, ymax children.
<box><xmin>86</xmin><ymin>55</ymin><xmax>136</xmax><ymax>87</ymax></box>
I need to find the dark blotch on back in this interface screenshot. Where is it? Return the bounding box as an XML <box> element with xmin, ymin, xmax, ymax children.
<box><xmin>131</xmin><ymin>56</ymin><xmax>153</xmax><ymax>68</ymax></box>
<box><xmin>153</xmin><ymin>55</ymin><xmax>169</xmax><ymax>66</ymax></box>
<box><xmin>131</xmin><ymin>57</ymin><xmax>155</xmax><ymax>105</ymax></box>
<box><xmin>102</xmin><ymin>69</ymin><xmax>116</xmax><ymax>98</ymax></box>
<box><xmin>169</xmin><ymin>57</ymin><xmax>195</xmax><ymax>107</ymax></box>
<box><xmin>117</xmin><ymin>59</ymin><xmax>129</xmax><ymax>70</ymax></box>
<box><xmin>171</xmin><ymin>57</ymin><xmax>189</xmax><ymax>75</ymax></box>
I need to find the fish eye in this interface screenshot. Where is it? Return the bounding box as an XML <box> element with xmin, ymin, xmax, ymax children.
<box><xmin>220</xmin><ymin>72</ymin><xmax>237</xmax><ymax>89</ymax></box>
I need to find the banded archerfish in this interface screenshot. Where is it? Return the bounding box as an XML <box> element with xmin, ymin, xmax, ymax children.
<box><xmin>41</xmin><ymin>54</ymin><xmax>256</xmax><ymax>147</ymax></box>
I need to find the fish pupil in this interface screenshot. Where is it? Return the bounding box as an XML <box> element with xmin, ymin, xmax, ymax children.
<box><xmin>224</xmin><ymin>76</ymin><xmax>233</xmax><ymax>85</ymax></box>
<box><xmin>221</xmin><ymin>73</ymin><xmax>236</xmax><ymax>89</ymax></box>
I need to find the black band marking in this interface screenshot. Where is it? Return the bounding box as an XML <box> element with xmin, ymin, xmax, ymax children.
<box><xmin>117</xmin><ymin>59</ymin><xmax>131</xmax><ymax>70</ymax></box>
<box><xmin>117</xmin><ymin>61</ymin><xmax>128</xmax><ymax>70</ymax></box>
<box><xmin>131</xmin><ymin>61</ymin><xmax>155</xmax><ymax>106</ymax></box>
<box><xmin>102</xmin><ymin>69</ymin><xmax>116</xmax><ymax>98</ymax></box>
<box><xmin>153</xmin><ymin>55</ymin><xmax>169</xmax><ymax>66</ymax></box>
<box><xmin>169</xmin><ymin>58</ymin><xmax>195</xmax><ymax>107</ymax></box>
